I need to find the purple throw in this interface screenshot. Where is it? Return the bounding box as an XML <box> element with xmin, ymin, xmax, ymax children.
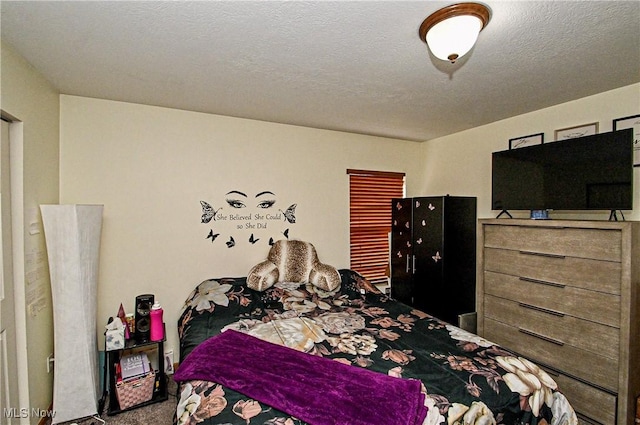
<box><xmin>174</xmin><ymin>330</ymin><xmax>427</xmax><ymax>425</ymax></box>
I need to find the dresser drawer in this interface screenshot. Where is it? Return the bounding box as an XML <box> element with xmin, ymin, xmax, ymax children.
<box><xmin>485</xmin><ymin>295</ymin><xmax>619</xmax><ymax>360</ymax></box>
<box><xmin>551</xmin><ymin>370</ymin><xmax>617</xmax><ymax>425</ymax></box>
<box><xmin>484</xmin><ymin>318</ymin><xmax>617</xmax><ymax>391</ymax></box>
<box><xmin>484</xmin><ymin>271</ymin><xmax>621</xmax><ymax>328</ymax></box>
<box><xmin>483</xmin><ymin>225</ymin><xmax>621</xmax><ymax>261</ymax></box>
<box><xmin>484</xmin><ymin>247</ymin><xmax>621</xmax><ymax>295</ymax></box>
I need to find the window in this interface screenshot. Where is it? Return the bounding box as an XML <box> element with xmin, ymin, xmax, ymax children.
<box><xmin>347</xmin><ymin>169</ymin><xmax>405</xmax><ymax>284</ymax></box>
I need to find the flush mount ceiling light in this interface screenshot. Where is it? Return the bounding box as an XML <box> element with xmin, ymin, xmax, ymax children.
<box><xmin>419</xmin><ymin>2</ymin><xmax>491</xmax><ymax>63</ymax></box>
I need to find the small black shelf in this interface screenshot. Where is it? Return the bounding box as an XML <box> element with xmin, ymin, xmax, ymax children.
<box><xmin>103</xmin><ymin>325</ymin><xmax>168</xmax><ymax>416</ymax></box>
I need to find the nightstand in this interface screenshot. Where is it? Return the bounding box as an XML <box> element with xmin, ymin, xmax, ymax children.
<box><xmin>104</xmin><ymin>327</ymin><xmax>168</xmax><ymax>415</ymax></box>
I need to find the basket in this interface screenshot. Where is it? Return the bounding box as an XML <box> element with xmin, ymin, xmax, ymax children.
<box><xmin>115</xmin><ymin>370</ymin><xmax>155</xmax><ymax>410</ymax></box>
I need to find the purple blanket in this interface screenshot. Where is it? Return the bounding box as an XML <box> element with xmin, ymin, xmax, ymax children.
<box><xmin>174</xmin><ymin>330</ymin><xmax>427</xmax><ymax>425</ymax></box>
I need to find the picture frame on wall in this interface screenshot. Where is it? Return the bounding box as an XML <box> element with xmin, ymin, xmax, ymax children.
<box><xmin>509</xmin><ymin>132</ymin><xmax>544</xmax><ymax>149</ymax></box>
<box><xmin>554</xmin><ymin>122</ymin><xmax>599</xmax><ymax>141</ymax></box>
<box><xmin>613</xmin><ymin>114</ymin><xmax>640</xmax><ymax>167</ymax></box>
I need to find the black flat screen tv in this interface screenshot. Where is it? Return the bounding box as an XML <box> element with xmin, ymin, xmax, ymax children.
<box><xmin>492</xmin><ymin>128</ymin><xmax>633</xmax><ymax>212</ymax></box>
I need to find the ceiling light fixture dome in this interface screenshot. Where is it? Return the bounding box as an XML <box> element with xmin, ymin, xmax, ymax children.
<box><xmin>419</xmin><ymin>2</ymin><xmax>491</xmax><ymax>63</ymax></box>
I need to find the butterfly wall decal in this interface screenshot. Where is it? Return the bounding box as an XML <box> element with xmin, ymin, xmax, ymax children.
<box><xmin>428</xmin><ymin>203</ymin><xmax>435</xmax><ymax>211</ymax></box>
<box><xmin>206</xmin><ymin>229</ymin><xmax>220</xmax><ymax>242</ymax></box>
<box><xmin>282</xmin><ymin>229</ymin><xmax>290</xmax><ymax>238</ymax></box>
<box><xmin>269</xmin><ymin>237</ymin><xmax>275</xmax><ymax>246</ymax></box>
<box><xmin>200</xmin><ymin>201</ymin><xmax>221</xmax><ymax>224</ymax></box>
<box><xmin>226</xmin><ymin>236</ymin><xmax>235</xmax><ymax>248</ymax></box>
<box><xmin>280</xmin><ymin>204</ymin><xmax>297</xmax><ymax>223</ymax></box>
<box><xmin>249</xmin><ymin>233</ymin><xmax>260</xmax><ymax>244</ymax></box>
<box><xmin>432</xmin><ymin>251</ymin><xmax>442</xmax><ymax>262</ymax></box>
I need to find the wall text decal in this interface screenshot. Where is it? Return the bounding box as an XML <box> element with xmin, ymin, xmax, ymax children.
<box><xmin>199</xmin><ymin>189</ymin><xmax>297</xmax><ymax>248</ymax></box>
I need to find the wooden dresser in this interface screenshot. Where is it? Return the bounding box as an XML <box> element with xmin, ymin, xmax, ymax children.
<box><xmin>477</xmin><ymin>219</ymin><xmax>640</xmax><ymax>425</ymax></box>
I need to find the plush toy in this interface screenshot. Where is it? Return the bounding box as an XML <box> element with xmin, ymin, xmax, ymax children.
<box><xmin>247</xmin><ymin>240</ymin><xmax>341</xmax><ymax>292</ymax></box>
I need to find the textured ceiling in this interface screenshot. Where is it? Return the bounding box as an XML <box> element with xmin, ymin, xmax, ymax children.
<box><xmin>1</xmin><ymin>1</ymin><xmax>639</xmax><ymax>142</ymax></box>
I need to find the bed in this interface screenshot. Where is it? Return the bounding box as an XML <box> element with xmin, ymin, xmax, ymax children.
<box><xmin>174</xmin><ymin>267</ymin><xmax>577</xmax><ymax>425</ymax></box>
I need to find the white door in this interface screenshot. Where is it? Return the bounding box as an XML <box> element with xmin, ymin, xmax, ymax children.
<box><xmin>0</xmin><ymin>119</ymin><xmax>18</xmax><ymax>422</ymax></box>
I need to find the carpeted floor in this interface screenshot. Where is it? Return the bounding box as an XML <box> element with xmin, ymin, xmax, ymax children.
<box><xmin>52</xmin><ymin>376</ymin><xmax>177</xmax><ymax>425</ymax></box>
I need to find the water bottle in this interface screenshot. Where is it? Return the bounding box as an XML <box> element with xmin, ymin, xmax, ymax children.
<box><xmin>150</xmin><ymin>302</ymin><xmax>164</xmax><ymax>341</ymax></box>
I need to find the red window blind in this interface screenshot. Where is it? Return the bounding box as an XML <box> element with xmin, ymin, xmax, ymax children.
<box><xmin>347</xmin><ymin>169</ymin><xmax>405</xmax><ymax>284</ymax></box>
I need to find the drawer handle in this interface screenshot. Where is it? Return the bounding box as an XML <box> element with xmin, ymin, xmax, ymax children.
<box><xmin>519</xmin><ymin>250</ymin><xmax>566</xmax><ymax>259</ymax></box>
<box><xmin>519</xmin><ymin>302</ymin><xmax>565</xmax><ymax>317</ymax></box>
<box><xmin>520</xmin><ymin>225</ymin><xmax>566</xmax><ymax>230</ymax></box>
<box><xmin>519</xmin><ymin>277</ymin><xmax>566</xmax><ymax>289</ymax></box>
<box><xmin>519</xmin><ymin>328</ymin><xmax>564</xmax><ymax>346</ymax></box>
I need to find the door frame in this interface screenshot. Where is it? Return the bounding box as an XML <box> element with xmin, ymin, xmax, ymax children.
<box><xmin>1</xmin><ymin>114</ymin><xmax>29</xmax><ymax>420</ymax></box>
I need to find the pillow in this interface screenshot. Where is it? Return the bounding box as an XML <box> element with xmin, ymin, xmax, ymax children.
<box><xmin>309</xmin><ymin>263</ymin><xmax>341</xmax><ymax>292</ymax></box>
<box><xmin>247</xmin><ymin>261</ymin><xmax>279</xmax><ymax>292</ymax></box>
<box><xmin>247</xmin><ymin>240</ymin><xmax>340</xmax><ymax>292</ymax></box>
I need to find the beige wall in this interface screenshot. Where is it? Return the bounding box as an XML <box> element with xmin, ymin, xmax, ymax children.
<box><xmin>59</xmin><ymin>95</ymin><xmax>425</xmax><ymax>356</ymax></box>
<box><xmin>0</xmin><ymin>42</ymin><xmax>59</xmax><ymax>421</ymax></box>
<box><xmin>421</xmin><ymin>83</ymin><xmax>640</xmax><ymax>220</ymax></box>
<box><xmin>59</xmin><ymin>84</ymin><xmax>640</xmax><ymax>365</ymax></box>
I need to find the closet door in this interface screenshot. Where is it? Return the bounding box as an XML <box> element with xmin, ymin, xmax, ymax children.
<box><xmin>412</xmin><ymin>197</ymin><xmax>445</xmax><ymax>319</ymax></box>
<box><xmin>442</xmin><ymin>197</ymin><xmax>477</xmax><ymax>322</ymax></box>
<box><xmin>412</xmin><ymin>196</ymin><xmax>477</xmax><ymax>326</ymax></box>
<box><xmin>390</xmin><ymin>198</ymin><xmax>413</xmax><ymax>304</ymax></box>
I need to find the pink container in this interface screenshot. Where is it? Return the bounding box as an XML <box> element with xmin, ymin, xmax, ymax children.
<box><xmin>150</xmin><ymin>302</ymin><xmax>164</xmax><ymax>341</ymax></box>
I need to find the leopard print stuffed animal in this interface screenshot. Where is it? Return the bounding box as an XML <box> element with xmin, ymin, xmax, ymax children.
<box><xmin>247</xmin><ymin>240</ymin><xmax>341</xmax><ymax>292</ymax></box>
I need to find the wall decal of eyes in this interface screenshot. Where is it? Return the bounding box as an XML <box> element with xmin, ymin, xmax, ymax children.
<box><xmin>226</xmin><ymin>190</ymin><xmax>277</xmax><ymax>209</ymax></box>
<box><xmin>225</xmin><ymin>191</ymin><xmax>247</xmax><ymax>209</ymax></box>
<box><xmin>199</xmin><ymin>190</ymin><xmax>297</xmax><ymax>247</ymax></box>
<box><xmin>255</xmin><ymin>191</ymin><xmax>277</xmax><ymax>209</ymax></box>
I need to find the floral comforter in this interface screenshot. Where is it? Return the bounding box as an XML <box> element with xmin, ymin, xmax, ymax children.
<box><xmin>176</xmin><ymin>269</ymin><xmax>577</xmax><ymax>425</ymax></box>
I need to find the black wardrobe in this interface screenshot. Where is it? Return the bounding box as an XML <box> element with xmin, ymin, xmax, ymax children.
<box><xmin>390</xmin><ymin>196</ymin><xmax>476</xmax><ymax>328</ymax></box>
